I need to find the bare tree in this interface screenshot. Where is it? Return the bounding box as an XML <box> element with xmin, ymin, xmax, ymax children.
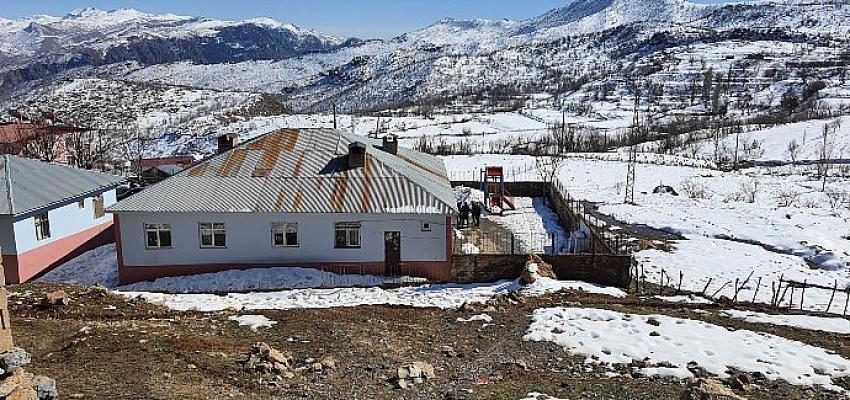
<box><xmin>535</xmin><ymin>155</ymin><xmax>565</xmax><ymax>197</ymax></box>
<box><xmin>786</xmin><ymin>139</ymin><xmax>801</xmax><ymax>163</ymax></box>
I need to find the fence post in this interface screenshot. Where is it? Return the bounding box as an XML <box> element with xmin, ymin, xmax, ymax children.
<box><xmin>550</xmin><ymin>234</ymin><xmax>555</xmax><ymax>256</ymax></box>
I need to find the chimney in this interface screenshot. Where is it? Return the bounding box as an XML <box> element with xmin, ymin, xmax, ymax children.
<box><xmin>348</xmin><ymin>142</ymin><xmax>367</xmax><ymax>169</ymax></box>
<box><xmin>217</xmin><ymin>134</ymin><xmax>239</xmax><ymax>154</ymax></box>
<box><xmin>382</xmin><ymin>135</ymin><xmax>398</xmax><ymax>155</ymax></box>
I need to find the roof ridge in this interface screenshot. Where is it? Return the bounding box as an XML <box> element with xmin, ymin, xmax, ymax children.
<box><xmin>3</xmin><ymin>155</ymin><xmax>13</xmax><ymax>215</ymax></box>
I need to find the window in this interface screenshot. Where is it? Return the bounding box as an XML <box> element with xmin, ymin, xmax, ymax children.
<box><xmin>34</xmin><ymin>213</ymin><xmax>50</xmax><ymax>241</ymax></box>
<box><xmin>421</xmin><ymin>221</ymin><xmax>432</xmax><ymax>232</ymax></box>
<box><xmin>78</xmin><ymin>199</ymin><xmax>85</xmax><ymax>209</ymax></box>
<box><xmin>334</xmin><ymin>222</ymin><xmax>361</xmax><ymax>249</ymax></box>
<box><xmin>92</xmin><ymin>194</ymin><xmax>105</xmax><ymax>219</ymax></box>
<box><xmin>271</xmin><ymin>223</ymin><xmax>298</xmax><ymax>247</ymax></box>
<box><xmin>199</xmin><ymin>222</ymin><xmax>226</xmax><ymax>248</ymax></box>
<box><xmin>144</xmin><ymin>224</ymin><xmax>172</xmax><ymax>249</ymax></box>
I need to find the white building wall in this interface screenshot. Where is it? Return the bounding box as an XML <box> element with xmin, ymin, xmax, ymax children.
<box><xmin>12</xmin><ymin>189</ymin><xmax>117</xmax><ymax>255</ymax></box>
<box><xmin>117</xmin><ymin>212</ymin><xmax>448</xmax><ymax>267</ymax></box>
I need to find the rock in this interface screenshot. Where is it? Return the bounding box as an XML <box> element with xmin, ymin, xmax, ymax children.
<box><xmin>412</xmin><ymin>362</ymin><xmax>435</xmax><ymax>380</ymax></box>
<box><xmin>243</xmin><ymin>343</ymin><xmax>292</xmax><ymax>374</ymax></box>
<box><xmin>520</xmin><ymin>254</ymin><xmax>556</xmax><ymax>285</ymax></box>
<box><xmin>441</xmin><ymin>346</ymin><xmax>458</xmax><ymax>358</ymax></box>
<box><xmin>680</xmin><ymin>378</ymin><xmax>748</xmax><ymax>400</ymax></box>
<box><xmin>33</xmin><ymin>376</ymin><xmax>57</xmax><ymax>400</ymax></box>
<box><xmin>85</xmin><ymin>285</ymin><xmax>109</xmax><ymax>297</ymax></box>
<box><xmin>395</xmin><ymin>361</ymin><xmax>435</xmax><ymax>387</ymax></box>
<box><xmin>320</xmin><ymin>356</ymin><xmax>337</xmax><ymax>370</ymax></box>
<box><xmin>43</xmin><ymin>290</ymin><xmax>70</xmax><ymax>306</ymax></box>
<box><xmin>310</xmin><ymin>363</ymin><xmax>323</xmax><ymax>373</ymax></box>
<box><xmin>7</xmin><ymin>388</ymin><xmax>38</xmax><ymax>400</ymax></box>
<box><xmin>0</xmin><ymin>348</ymin><xmax>31</xmax><ymax>372</ymax></box>
<box><xmin>649</xmin><ymin>331</ymin><xmax>661</xmax><ymax>337</ymax></box>
<box><xmin>646</xmin><ymin>318</ymin><xmax>661</xmax><ymax>326</ymax></box>
<box><xmin>513</xmin><ymin>359</ymin><xmax>528</xmax><ymax>370</ymax></box>
<box><xmin>396</xmin><ymin>378</ymin><xmax>409</xmax><ymax>389</ymax></box>
<box><xmin>0</xmin><ymin>369</ymin><xmax>28</xmax><ymax>397</ymax></box>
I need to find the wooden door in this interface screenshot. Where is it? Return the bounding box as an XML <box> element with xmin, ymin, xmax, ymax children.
<box><xmin>384</xmin><ymin>231</ymin><xmax>401</xmax><ymax>277</ymax></box>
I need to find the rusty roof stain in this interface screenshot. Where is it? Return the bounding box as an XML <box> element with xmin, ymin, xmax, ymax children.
<box><xmin>109</xmin><ymin>128</ymin><xmax>456</xmax><ymax>215</ymax></box>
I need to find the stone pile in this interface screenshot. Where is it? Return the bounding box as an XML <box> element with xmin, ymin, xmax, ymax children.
<box><xmin>0</xmin><ymin>348</ymin><xmax>57</xmax><ymax>400</ymax></box>
<box><xmin>393</xmin><ymin>362</ymin><xmax>435</xmax><ymax>389</ymax></box>
<box><xmin>241</xmin><ymin>342</ymin><xmax>337</xmax><ymax>379</ymax></box>
<box><xmin>520</xmin><ymin>254</ymin><xmax>556</xmax><ymax>285</ymax></box>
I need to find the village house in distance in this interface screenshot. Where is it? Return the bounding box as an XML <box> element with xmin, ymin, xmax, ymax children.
<box><xmin>108</xmin><ymin>128</ymin><xmax>458</xmax><ymax>284</ymax></box>
<box><xmin>0</xmin><ymin>155</ymin><xmax>123</xmax><ymax>283</ymax></box>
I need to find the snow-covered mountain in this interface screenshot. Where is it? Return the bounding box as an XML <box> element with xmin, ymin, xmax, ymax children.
<box><xmin>2</xmin><ymin>0</ymin><xmax>850</xmax><ymax>120</ymax></box>
<box><xmin>0</xmin><ymin>8</ymin><xmax>348</xmax><ymax>95</ymax></box>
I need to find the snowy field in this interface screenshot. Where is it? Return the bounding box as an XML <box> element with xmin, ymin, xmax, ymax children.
<box><xmin>445</xmin><ymin>153</ymin><xmax>850</xmax><ymax>314</ymax></box>
<box><xmin>41</xmin><ymin>243</ymin><xmax>626</xmax><ymax>311</ymax></box>
<box><xmin>124</xmin><ymin>277</ymin><xmax>625</xmax><ymax>312</ymax></box>
<box><xmin>525</xmin><ymin>307</ymin><xmax>850</xmax><ymax>392</ymax></box>
<box><xmin>38</xmin><ymin>244</ymin><xmax>424</xmax><ymax>292</ymax></box>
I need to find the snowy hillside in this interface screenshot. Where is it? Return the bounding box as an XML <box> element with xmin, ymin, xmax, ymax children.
<box><xmin>0</xmin><ymin>8</ymin><xmax>347</xmax><ymax>97</ymax></box>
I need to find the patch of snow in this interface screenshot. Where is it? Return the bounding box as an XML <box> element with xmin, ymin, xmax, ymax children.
<box><xmin>525</xmin><ymin>307</ymin><xmax>850</xmax><ymax>391</ymax></box>
<box><xmin>228</xmin><ymin>315</ymin><xmax>277</xmax><ymax>331</ymax></box>
<box><xmin>654</xmin><ymin>295</ymin><xmax>714</xmax><ymax>305</ymax></box>
<box><xmin>520</xmin><ymin>393</ymin><xmax>569</xmax><ymax>400</ymax></box>
<box><xmin>524</xmin><ymin>276</ymin><xmax>627</xmax><ymax>298</ymax></box>
<box><xmin>721</xmin><ymin>310</ymin><xmax>850</xmax><ymax>335</ymax></box>
<box><xmin>457</xmin><ymin>314</ymin><xmax>494</xmax><ymax>323</ymax></box>
<box><xmin>41</xmin><ymin>244</ymin><xmax>424</xmax><ymax>293</ymax></box>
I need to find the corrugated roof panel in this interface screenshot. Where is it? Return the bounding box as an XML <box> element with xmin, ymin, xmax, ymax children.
<box><xmin>0</xmin><ymin>155</ymin><xmax>123</xmax><ymax>216</ymax></box>
<box><xmin>108</xmin><ymin>128</ymin><xmax>457</xmax><ymax>215</ymax></box>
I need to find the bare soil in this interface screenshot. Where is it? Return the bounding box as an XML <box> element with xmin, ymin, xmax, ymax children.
<box><xmin>8</xmin><ymin>283</ymin><xmax>850</xmax><ymax>399</ymax></box>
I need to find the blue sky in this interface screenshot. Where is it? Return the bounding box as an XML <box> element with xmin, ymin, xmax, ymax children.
<box><xmin>3</xmin><ymin>0</ymin><xmax>739</xmax><ymax>39</ymax></box>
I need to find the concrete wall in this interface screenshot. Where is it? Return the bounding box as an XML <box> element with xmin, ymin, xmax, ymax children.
<box><xmin>452</xmin><ymin>254</ymin><xmax>632</xmax><ymax>288</ymax></box>
<box><xmin>450</xmin><ymin>181</ymin><xmax>548</xmax><ymax>198</ymax></box>
<box><xmin>117</xmin><ymin>212</ymin><xmax>449</xmax><ymax>267</ymax></box>
<box><xmin>10</xmin><ymin>188</ymin><xmax>117</xmax><ymax>255</ymax></box>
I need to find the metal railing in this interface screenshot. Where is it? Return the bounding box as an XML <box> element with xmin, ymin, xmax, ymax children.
<box><xmin>551</xmin><ymin>179</ymin><xmax>633</xmax><ymax>255</ymax></box>
<box><xmin>454</xmin><ymin>231</ymin><xmax>594</xmax><ymax>256</ymax></box>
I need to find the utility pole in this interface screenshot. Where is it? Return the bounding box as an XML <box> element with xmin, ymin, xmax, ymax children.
<box><xmin>332</xmin><ymin>103</ymin><xmax>337</xmax><ymax>130</ymax></box>
<box><xmin>625</xmin><ymin>87</ymin><xmax>640</xmax><ymax>205</ymax></box>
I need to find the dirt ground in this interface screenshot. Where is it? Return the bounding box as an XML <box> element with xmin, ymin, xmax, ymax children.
<box><xmin>8</xmin><ymin>283</ymin><xmax>850</xmax><ymax>400</ymax></box>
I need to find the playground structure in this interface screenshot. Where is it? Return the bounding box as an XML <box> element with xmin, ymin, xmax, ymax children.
<box><xmin>479</xmin><ymin>166</ymin><xmax>516</xmax><ymax>215</ymax></box>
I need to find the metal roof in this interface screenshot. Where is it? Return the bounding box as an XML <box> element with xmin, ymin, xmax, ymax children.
<box><xmin>108</xmin><ymin>129</ymin><xmax>458</xmax><ymax>215</ymax></box>
<box><xmin>0</xmin><ymin>155</ymin><xmax>124</xmax><ymax>216</ymax></box>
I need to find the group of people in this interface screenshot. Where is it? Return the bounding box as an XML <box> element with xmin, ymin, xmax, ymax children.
<box><xmin>456</xmin><ymin>200</ymin><xmax>482</xmax><ymax>228</ymax></box>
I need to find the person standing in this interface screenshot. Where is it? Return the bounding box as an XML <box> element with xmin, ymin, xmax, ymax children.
<box><xmin>460</xmin><ymin>202</ymin><xmax>471</xmax><ymax>228</ymax></box>
<box><xmin>471</xmin><ymin>201</ymin><xmax>482</xmax><ymax>227</ymax></box>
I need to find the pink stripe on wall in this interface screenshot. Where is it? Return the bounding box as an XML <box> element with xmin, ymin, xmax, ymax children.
<box><xmin>5</xmin><ymin>221</ymin><xmax>114</xmax><ymax>284</ymax></box>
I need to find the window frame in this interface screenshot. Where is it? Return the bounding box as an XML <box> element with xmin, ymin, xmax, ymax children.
<box><xmin>144</xmin><ymin>223</ymin><xmax>172</xmax><ymax>249</ymax></box>
<box><xmin>271</xmin><ymin>222</ymin><xmax>299</xmax><ymax>248</ymax></box>
<box><xmin>34</xmin><ymin>212</ymin><xmax>51</xmax><ymax>241</ymax></box>
<box><xmin>78</xmin><ymin>199</ymin><xmax>86</xmax><ymax>209</ymax></box>
<box><xmin>334</xmin><ymin>222</ymin><xmax>361</xmax><ymax>249</ymax></box>
<box><xmin>199</xmin><ymin>222</ymin><xmax>227</xmax><ymax>249</ymax></box>
<box><xmin>421</xmin><ymin>221</ymin><xmax>432</xmax><ymax>232</ymax></box>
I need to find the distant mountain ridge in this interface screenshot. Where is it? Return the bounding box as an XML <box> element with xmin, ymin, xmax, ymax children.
<box><xmin>0</xmin><ymin>8</ymin><xmax>349</xmax><ymax>95</ymax></box>
<box><xmin>2</xmin><ymin>0</ymin><xmax>850</xmax><ymax>117</ymax></box>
